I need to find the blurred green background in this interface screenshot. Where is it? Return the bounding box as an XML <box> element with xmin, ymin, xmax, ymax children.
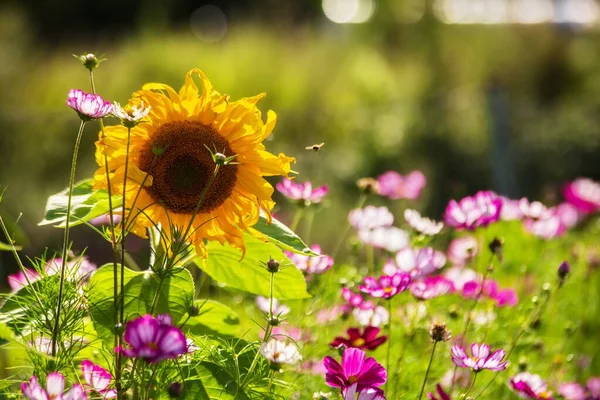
<box><xmin>2</xmin><ymin>0</ymin><xmax>600</xmax><ymax>282</ymax></box>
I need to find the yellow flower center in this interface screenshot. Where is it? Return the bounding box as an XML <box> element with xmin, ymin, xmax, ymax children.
<box><xmin>139</xmin><ymin>121</ymin><xmax>238</xmax><ymax>214</ymax></box>
<box><xmin>348</xmin><ymin>375</ymin><xmax>359</xmax><ymax>384</ymax></box>
<box><xmin>384</xmin><ymin>287</ymin><xmax>393</xmax><ymax>294</ymax></box>
<box><xmin>352</xmin><ymin>338</ymin><xmax>366</xmax><ymax>347</ymax></box>
<box><xmin>147</xmin><ymin>342</ymin><xmax>159</xmax><ymax>351</ymax></box>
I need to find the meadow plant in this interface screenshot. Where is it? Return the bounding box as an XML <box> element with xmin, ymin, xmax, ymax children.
<box><xmin>0</xmin><ymin>52</ymin><xmax>599</xmax><ymax>400</ymax></box>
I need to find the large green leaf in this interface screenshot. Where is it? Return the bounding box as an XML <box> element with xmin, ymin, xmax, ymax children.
<box><xmin>38</xmin><ymin>179</ymin><xmax>121</xmax><ymax>228</ymax></box>
<box><xmin>195</xmin><ymin>235</ymin><xmax>310</xmax><ymax>299</ymax></box>
<box><xmin>253</xmin><ymin>213</ymin><xmax>317</xmax><ymax>256</ymax></box>
<box><xmin>185</xmin><ymin>300</ymin><xmax>239</xmax><ymax>337</ymax></box>
<box><xmin>87</xmin><ymin>264</ymin><xmax>194</xmax><ymax>344</ymax></box>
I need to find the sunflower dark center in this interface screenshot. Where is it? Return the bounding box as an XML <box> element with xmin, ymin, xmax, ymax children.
<box><xmin>139</xmin><ymin>121</ymin><xmax>238</xmax><ymax>214</ymax></box>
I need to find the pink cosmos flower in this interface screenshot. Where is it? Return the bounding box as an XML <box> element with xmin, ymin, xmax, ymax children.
<box><xmin>444</xmin><ymin>267</ymin><xmax>478</xmax><ymax>291</ymax></box>
<box><xmin>377</xmin><ymin>170</ymin><xmax>426</xmax><ymax>200</ymax></box>
<box><xmin>342</xmin><ymin>287</ymin><xmax>374</xmax><ymax>310</ymax></box>
<box><xmin>317</xmin><ymin>306</ymin><xmax>345</xmax><ymax>324</ymax></box>
<box><xmin>427</xmin><ymin>384</ymin><xmax>451</xmax><ymax>400</ymax></box>
<box><xmin>256</xmin><ymin>296</ymin><xmax>290</xmax><ymax>316</ymax></box>
<box><xmin>276</xmin><ymin>178</ymin><xmax>328</xmax><ymax>205</ymax></box>
<box><xmin>451</xmin><ymin>342</ymin><xmax>508</xmax><ymax>372</ymax></box>
<box><xmin>444</xmin><ymin>191</ymin><xmax>503</xmax><ymax>230</ymax></box>
<box><xmin>285</xmin><ymin>245</ymin><xmax>333</xmax><ymax>275</ymax></box>
<box><xmin>500</xmin><ymin>197</ymin><xmax>524</xmax><ymax>221</ymax></box>
<box><xmin>359</xmin><ymin>273</ymin><xmax>411</xmax><ymax>299</ymax></box>
<box><xmin>81</xmin><ymin>360</ymin><xmax>117</xmax><ymax>398</ymax></box>
<box><xmin>410</xmin><ymin>276</ymin><xmax>455</xmax><ymax>300</ymax></box>
<box><xmin>120</xmin><ymin>314</ymin><xmax>187</xmax><ymax>363</ymax></box>
<box><xmin>519</xmin><ymin>199</ymin><xmax>566</xmax><ymax>239</ymax></box>
<box><xmin>384</xmin><ymin>247</ymin><xmax>446</xmax><ymax>279</ymax></box>
<box><xmin>22</xmin><ymin>372</ymin><xmax>87</xmax><ymax>400</ymax></box>
<box><xmin>357</xmin><ymin>226</ymin><xmax>410</xmax><ymax>252</ymax></box>
<box><xmin>67</xmin><ymin>89</ymin><xmax>112</xmax><ymax>121</ymax></box>
<box><xmin>349</xmin><ymin>206</ymin><xmax>394</xmax><ymax>231</ymax></box>
<box><xmin>558</xmin><ymin>377</ymin><xmax>600</xmax><ymax>400</ymax></box>
<box><xmin>563</xmin><ymin>178</ymin><xmax>600</xmax><ymax>213</ymax></box>
<box><xmin>323</xmin><ymin>347</ymin><xmax>387</xmax><ymax>391</ymax></box>
<box><xmin>343</xmin><ymin>383</ymin><xmax>386</xmax><ymax>400</ymax></box>
<box><xmin>509</xmin><ymin>372</ymin><xmax>553</xmax><ymax>399</ymax></box>
<box><xmin>447</xmin><ymin>236</ymin><xmax>478</xmax><ymax>267</ymax></box>
<box><xmin>8</xmin><ymin>257</ymin><xmax>96</xmax><ymax>292</ymax></box>
<box><xmin>330</xmin><ymin>326</ymin><xmax>387</xmax><ymax>351</ymax></box>
<box><xmin>404</xmin><ymin>209</ymin><xmax>443</xmax><ymax>236</ymax></box>
<box><xmin>462</xmin><ymin>279</ymin><xmax>518</xmax><ymax>307</ymax></box>
<box><xmin>555</xmin><ymin>202</ymin><xmax>582</xmax><ymax>228</ymax></box>
<box><xmin>353</xmin><ymin>304</ymin><xmax>389</xmax><ymax>328</ymax></box>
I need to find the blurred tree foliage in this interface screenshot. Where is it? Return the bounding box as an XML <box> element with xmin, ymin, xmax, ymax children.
<box><xmin>1</xmin><ymin>0</ymin><xmax>600</xmax><ymax>277</ymax></box>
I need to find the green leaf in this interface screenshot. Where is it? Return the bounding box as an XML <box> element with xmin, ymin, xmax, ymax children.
<box><xmin>195</xmin><ymin>235</ymin><xmax>310</xmax><ymax>299</ymax></box>
<box><xmin>253</xmin><ymin>213</ymin><xmax>317</xmax><ymax>256</ymax></box>
<box><xmin>38</xmin><ymin>179</ymin><xmax>121</xmax><ymax>228</ymax></box>
<box><xmin>185</xmin><ymin>300</ymin><xmax>240</xmax><ymax>337</ymax></box>
<box><xmin>196</xmin><ymin>362</ymin><xmax>249</xmax><ymax>400</ymax></box>
<box><xmin>0</xmin><ymin>241</ymin><xmax>21</xmax><ymax>251</ymax></box>
<box><xmin>0</xmin><ymin>321</ymin><xmax>15</xmax><ymax>345</ymax></box>
<box><xmin>88</xmin><ymin>264</ymin><xmax>195</xmax><ymax>345</ymax></box>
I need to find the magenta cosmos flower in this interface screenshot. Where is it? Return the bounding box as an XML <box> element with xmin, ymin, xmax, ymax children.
<box><xmin>510</xmin><ymin>372</ymin><xmax>553</xmax><ymax>399</ymax></box>
<box><xmin>343</xmin><ymin>383</ymin><xmax>386</xmax><ymax>400</ymax></box>
<box><xmin>276</xmin><ymin>178</ymin><xmax>328</xmax><ymax>205</ymax></box>
<box><xmin>462</xmin><ymin>279</ymin><xmax>518</xmax><ymax>307</ymax></box>
<box><xmin>451</xmin><ymin>342</ymin><xmax>508</xmax><ymax>372</ymax></box>
<box><xmin>81</xmin><ymin>360</ymin><xmax>117</xmax><ymax>398</ymax></box>
<box><xmin>121</xmin><ymin>314</ymin><xmax>187</xmax><ymax>363</ymax></box>
<box><xmin>377</xmin><ymin>170</ymin><xmax>426</xmax><ymax>200</ymax></box>
<box><xmin>359</xmin><ymin>273</ymin><xmax>411</xmax><ymax>299</ymax></box>
<box><xmin>563</xmin><ymin>178</ymin><xmax>600</xmax><ymax>213</ymax></box>
<box><xmin>67</xmin><ymin>89</ymin><xmax>112</xmax><ymax>121</ymax></box>
<box><xmin>323</xmin><ymin>347</ymin><xmax>387</xmax><ymax>391</ymax></box>
<box><xmin>559</xmin><ymin>377</ymin><xmax>600</xmax><ymax>400</ymax></box>
<box><xmin>410</xmin><ymin>276</ymin><xmax>455</xmax><ymax>300</ymax></box>
<box><xmin>330</xmin><ymin>326</ymin><xmax>387</xmax><ymax>351</ymax></box>
<box><xmin>427</xmin><ymin>384</ymin><xmax>451</xmax><ymax>400</ymax></box>
<box><xmin>22</xmin><ymin>372</ymin><xmax>87</xmax><ymax>400</ymax></box>
<box><xmin>444</xmin><ymin>191</ymin><xmax>502</xmax><ymax>230</ymax></box>
<box><xmin>285</xmin><ymin>244</ymin><xmax>333</xmax><ymax>275</ymax></box>
<box><xmin>8</xmin><ymin>256</ymin><xmax>96</xmax><ymax>292</ymax></box>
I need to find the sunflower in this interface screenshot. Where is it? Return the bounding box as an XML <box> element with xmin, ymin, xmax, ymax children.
<box><xmin>93</xmin><ymin>69</ymin><xmax>295</xmax><ymax>257</ymax></box>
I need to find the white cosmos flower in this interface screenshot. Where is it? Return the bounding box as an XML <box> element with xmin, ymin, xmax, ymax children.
<box><xmin>255</xmin><ymin>296</ymin><xmax>290</xmax><ymax>316</ymax></box>
<box><xmin>112</xmin><ymin>101</ymin><xmax>151</xmax><ymax>126</ymax></box>
<box><xmin>259</xmin><ymin>338</ymin><xmax>302</xmax><ymax>365</ymax></box>
<box><xmin>404</xmin><ymin>209</ymin><xmax>444</xmax><ymax>236</ymax></box>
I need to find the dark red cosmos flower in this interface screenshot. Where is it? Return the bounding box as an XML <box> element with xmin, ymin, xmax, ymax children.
<box><xmin>330</xmin><ymin>326</ymin><xmax>387</xmax><ymax>351</ymax></box>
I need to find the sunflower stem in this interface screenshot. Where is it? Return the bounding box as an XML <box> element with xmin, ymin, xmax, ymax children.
<box><xmin>51</xmin><ymin>119</ymin><xmax>86</xmax><ymax>357</ymax></box>
<box><xmin>418</xmin><ymin>341</ymin><xmax>438</xmax><ymax>400</ymax></box>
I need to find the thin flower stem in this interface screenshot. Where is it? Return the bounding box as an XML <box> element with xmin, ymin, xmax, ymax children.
<box><xmin>385</xmin><ymin>297</ymin><xmax>393</xmax><ymax>395</ymax></box>
<box><xmin>51</xmin><ymin>119</ymin><xmax>86</xmax><ymax>357</ymax></box>
<box><xmin>366</xmin><ymin>244</ymin><xmax>375</xmax><ymax>275</ymax></box>
<box><xmin>331</xmin><ymin>193</ymin><xmax>367</xmax><ymax>259</ymax></box>
<box><xmin>418</xmin><ymin>341</ymin><xmax>438</xmax><ymax>400</ymax></box>
<box><xmin>450</xmin><ymin>252</ymin><xmax>495</xmax><ymax>393</ymax></box>
<box><xmin>119</xmin><ymin>127</ymin><xmax>132</xmax><ymax>326</ymax></box>
<box><xmin>473</xmin><ymin>288</ymin><xmax>553</xmax><ymax>399</ymax></box>
<box><xmin>303</xmin><ymin>208</ymin><xmax>315</xmax><ymax>245</ymax></box>
<box><xmin>289</xmin><ymin>206</ymin><xmax>304</xmax><ymax>232</ymax></box>
<box><xmin>463</xmin><ymin>372</ymin><xmax>478</xmax><ymax>398</ymax></box>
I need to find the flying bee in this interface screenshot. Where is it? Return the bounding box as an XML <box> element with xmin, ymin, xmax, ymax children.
<box><xmin>305</xmin><ymin>142</ymin><xmax>325</xmax><ymax>153</ymax></box>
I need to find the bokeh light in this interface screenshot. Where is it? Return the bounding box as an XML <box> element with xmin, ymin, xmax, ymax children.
<box><xmin>322</xmin><ymin>0</ymin><xmax>376</xmax><ymax>24</ymax></box>
<box><xmin>190</xmin><ymin>5</ymin><xmax>227</xmax><ymax>42</ymax></box>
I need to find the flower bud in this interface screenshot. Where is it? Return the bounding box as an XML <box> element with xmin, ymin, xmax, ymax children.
<box><xmin>73</xmin><ymin>53</ymin><xmax>104</xmax><ymax>71</ymax></box>
<box><xmin>188</xmin><ymin>305</ymin><xmax>199</xmax><ymax>317</ymax></box>
<box><xmin>428</xmin><ymin>323</ymin><xmax>451</xmax><ymax>342</ymax></box>
<box><xmin>267</xmin><ymin>258</ymin><xmax>280</xmax><ymax>273</ymax></box>
<box><xmin>488</xmin><ymin>237</ymin><xmax>504</xmax><ymax>261</ymax></box>
<box><xmin>356</xmin><ymin>177</ymin><xmax>380</xmax><ymax>195</ymax></box>
<box><xmin>167</xmin><ymin>382</ymin><xmax>182</xmax><ymax>398</ymax></box>
<box><xmin>558</xmin><ymin>261</ymin><xmax>570</xmax><ymax>286</ymax></box>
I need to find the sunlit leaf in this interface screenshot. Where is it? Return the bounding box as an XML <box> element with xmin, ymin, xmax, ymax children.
<box><xmin>253</xmin><ymin>213</ymin><xmax>317</xmax><ymax>256</ymax></box>
<box><xmin>185</xmin><ymin>300</ymin><xmax>239</xmax><ymax>337</ymax></box>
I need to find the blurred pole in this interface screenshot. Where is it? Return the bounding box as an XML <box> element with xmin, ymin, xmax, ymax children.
<box><xmin>487</xmin><ymin>79</ymin><xmax>517</xmax><ymax>197</ymax></box>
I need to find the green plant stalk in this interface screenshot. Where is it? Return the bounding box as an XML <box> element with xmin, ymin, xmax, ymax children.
<box><xmin>385</xmin><ymin>297</ymin><xmax>393</xmax><ymax>395</ymax></box>
<box><xmin>119</xmin><ymin>127</ymin><xmax>132</xmax><ymax>327</ymax></box>
<box><xmin>463</xmin><ymin>372</ymin><xmax>478</xmax><ymax>398</ymax></box>
<box><xmin>51</xmin><ymin>119</ymin><xmax>86</xmax><ymax>357</ymax></box>
<box><xmin>289</xmin><ymin>206</ymin><xmax>304</xmax><ymax>232</ymax></box>
<box><xmin>418</xmin><ymin>341</ymin><xmax>438</xmax><ymax>400</ymax></box>
<box><xmin>149</xmin><ymin>164</ymin><xmax>221</xmax><ymax>314</ymax></box>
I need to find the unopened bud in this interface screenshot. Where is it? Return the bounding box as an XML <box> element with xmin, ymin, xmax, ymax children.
<box><xmin>267</xmin><ymin>258</ymin><xmax>280</xmax><ymax>273</ymax></box>
<box><xmin>558</xmin><ymin>261</ymin><xmax>570</xmax><ymax>286</ymax></box>
<box><xmin>488</xmin><ymin>237</ymin><xmax>504</xmax><ymax>261</ymax></box>
<box><xmin>428</xmin><ymin>323</ymin><xmax>451</xmax><ymax>342</ymax></box>
<box><xmin>214</xmin><ymin>152</ymin><xmax>228</xmax><ymax>165</ymax></box>
<box><xmin>167</xmin><ymin>383</ymin><xmax>182</xmax><ymax>398</ymax></box>
<box><xmin>73</xmin><ymin>53</ymin><xmax>104</xmax><ymax>72</ymax></box>
<box><xmin>188</xmin><ymin>305</ymin><xmax>199</xmax><ymax>317</ymax></box>
<box><xmin>356</xmin><ymin>177</ymin><xmax>380</xmax><ymax>195</ymax></box>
